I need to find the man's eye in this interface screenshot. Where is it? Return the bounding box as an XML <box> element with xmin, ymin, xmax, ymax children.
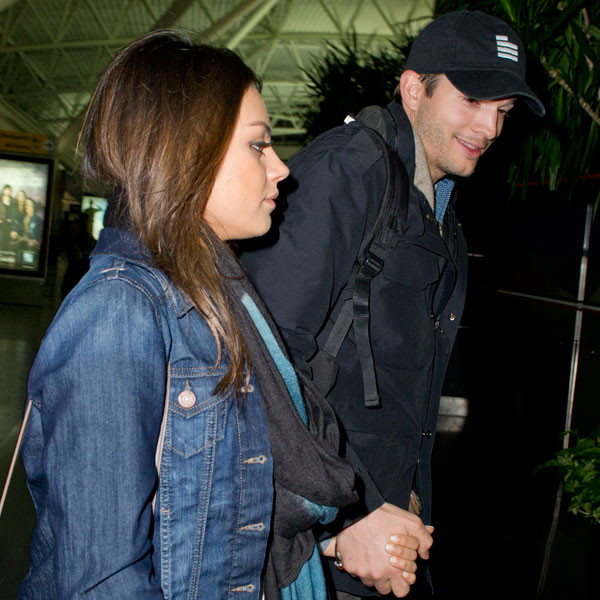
<box><xmin>251</xmin><ymin>141</ymin><xmax>272</xmax><ymax>153</ymax></box>
<box><xmin>463</xmin><ymin>97</ymin><xmax>479</xmax><ymax>106</ymax></box>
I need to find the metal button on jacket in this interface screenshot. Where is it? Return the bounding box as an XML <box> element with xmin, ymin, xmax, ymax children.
<box><xmin>178</xmin><ymin>381</ymin><xmax>196</xmax><ymax>408</ymax></box>
<box><xmin>448</xmin><ymin>313</ymin><xmax>456</xmax><ymax>321</ymax></box>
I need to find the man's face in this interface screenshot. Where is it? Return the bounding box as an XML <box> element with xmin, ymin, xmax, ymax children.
<box><xmin>412</xmin><ymin>75</ymin><xmax>515</xmax><ymax>182</ymax></box>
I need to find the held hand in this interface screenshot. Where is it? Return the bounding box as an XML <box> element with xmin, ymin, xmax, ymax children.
<box><xmin>385</xmin><ymin>525</ymin><xmax>434</xmax><ymax>569</ymax></box>
<box><xmin>334</xmin><ymin>503</ymin><xmax>434</xmax><ymax>597</ymax></box>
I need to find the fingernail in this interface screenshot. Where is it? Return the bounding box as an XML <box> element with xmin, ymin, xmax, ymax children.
<box><xmin>390</xmin><ymin>535</ymin><xmax>400</xmax><ymax>542</ymax></box>
<box><xmin>389</xmin><ymin>556</ymin><xmax>399</xmax><ymax>565</ymax></box>
<box><xmin>385</xmin><ymin>544</ymin><xmax>394</xmax><ymax>552</ymax></box>
<box><xmin>403</xmin><ymin>571</ymin><xmax>410</xmax><ymax>579</ymax></box>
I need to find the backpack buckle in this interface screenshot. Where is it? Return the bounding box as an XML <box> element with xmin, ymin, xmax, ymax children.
<box><xmin>360</xmin><ymin>251</ymin><xmax>384</xmax><ymax>278</ymax></box>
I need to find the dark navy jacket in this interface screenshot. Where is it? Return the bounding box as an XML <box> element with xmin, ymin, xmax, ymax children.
<box><xmin>242</xmin><ymin>101</ymin><xmax>467</xmax><ymax>595</ymax></box>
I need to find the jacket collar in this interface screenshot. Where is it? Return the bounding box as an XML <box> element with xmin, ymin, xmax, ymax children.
<box><xmin>383</xmin><ymin>100</ymin><xmax>435</xmax><ymax>211</ymax></box>
<box><xmin>413</xmin><ymin>134</ymin><xmax>435</xmax><ymax>211</ymax></box>
<box><xmin>383</xmin><ymin>101</ymin><xmax>416</xmax><ymax>178</ymax></box>
<box><xmin>91</xmin><ymin>227</ymin><xmax>195</xmax><ymax>316</ymax></box>
<box><xmin>92</xmin><ymin>226</ymin><xmax>152</xmax><ymax>264</ymax></box>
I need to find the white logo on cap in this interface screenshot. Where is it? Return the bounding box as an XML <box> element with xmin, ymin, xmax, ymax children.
<box><xmin>496</xmin><ymin>35</ymin><xmax>518</xmax><ymax>62</ymax></box>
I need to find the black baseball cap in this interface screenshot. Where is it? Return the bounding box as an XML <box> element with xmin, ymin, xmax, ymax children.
<box><xmin>406</xmin><ymin>10</ymin><xmax>545</xmax><ymax>117</ymax></box>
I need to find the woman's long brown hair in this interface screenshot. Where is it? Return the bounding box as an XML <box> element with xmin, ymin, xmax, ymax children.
<box><xmin>80</xmin><ymin>30</ymin><xmax>258</xmax><ymax>395</ymax></box>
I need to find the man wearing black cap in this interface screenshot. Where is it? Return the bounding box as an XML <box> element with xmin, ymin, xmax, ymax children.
<box><xmin>242</xmin><ymin>10</ymin><xmax>544</xmax><ymax>598</ymax></box>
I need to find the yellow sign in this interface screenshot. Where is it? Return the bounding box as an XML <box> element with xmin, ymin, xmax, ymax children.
<box><xmin>0</xmin><ymin>131</ymin><xmax>55</xmax><ymax>156</ymax></box>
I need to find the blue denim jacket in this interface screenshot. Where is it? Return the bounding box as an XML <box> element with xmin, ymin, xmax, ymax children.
<box><xmin>19</xmin><ymin>228</ymin><xmax>274</xmax><ymax>599</ymax></box>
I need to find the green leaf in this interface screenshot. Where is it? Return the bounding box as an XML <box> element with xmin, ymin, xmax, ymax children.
<box><xmin>544</xmin><ymin>0</ymin><xmax>589</xmax><ymax>41</ymax></box>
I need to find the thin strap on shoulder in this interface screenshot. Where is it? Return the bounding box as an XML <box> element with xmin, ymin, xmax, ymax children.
<box><xmin>152</xmin><ymin>362</ymin><xmax>170</xmax><ymax>513</ymax></box>
<box><xmin>0</xmin><ymin>399</ymin><xmax>33</xmax><ymax>518</ymax></box>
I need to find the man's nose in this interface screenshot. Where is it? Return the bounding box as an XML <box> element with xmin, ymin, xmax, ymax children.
<box><xmin>472</xmin><ymin>107</ymin><xmax>499</xmax><ymax>142</ymax></box>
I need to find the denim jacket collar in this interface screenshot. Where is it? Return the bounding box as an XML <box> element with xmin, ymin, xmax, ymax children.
<box><xmin>91</xmin><ymin>227</ymin><xmax>195</xmax><ymax>317</ymax></box>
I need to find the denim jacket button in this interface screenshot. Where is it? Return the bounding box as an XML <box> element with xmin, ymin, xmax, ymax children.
<box><xmin>178</xmin><ymin>389</ymin><xmax>196</xmax><ymax>408</ymax></box>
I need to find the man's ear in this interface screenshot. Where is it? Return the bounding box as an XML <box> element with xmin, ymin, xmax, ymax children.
<box><xmin>399</xmin><ymin>70</ymin><xmax>423</xmax><ymax>112</ymax></box>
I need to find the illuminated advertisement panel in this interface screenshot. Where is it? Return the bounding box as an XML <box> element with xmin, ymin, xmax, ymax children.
<box><xmin>0</xmin><ymin>154</ymin><xmax>53</xmax><ymax>278</ymax></box>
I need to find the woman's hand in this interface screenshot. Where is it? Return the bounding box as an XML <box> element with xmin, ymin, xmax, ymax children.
<box><xmin>384</xmin><ymin>533</ymin><xmax>419</xmax><ymax>584</ymax></box>
<box><xmin>384</xmin><ymin>525</ymin><xmax>434</xmax><ymax>584</ymax></box>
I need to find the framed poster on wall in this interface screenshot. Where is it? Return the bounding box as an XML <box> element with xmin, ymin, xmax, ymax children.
<box><xmin>0</xmin><ymin>153</ymin><xmax>53</xmax><ymax>278</ymax></box>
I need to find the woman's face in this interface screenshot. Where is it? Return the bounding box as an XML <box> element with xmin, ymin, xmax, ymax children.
<box><xmin>204</xmin><ymin>86</ymin><xmax>289</xmax><ymax>241</ymax></box>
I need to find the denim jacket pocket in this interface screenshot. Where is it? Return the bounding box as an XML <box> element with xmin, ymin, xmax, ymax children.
<box><xmin>167</xmin><ymin>375</ymin><xmax>228</xmax><ymax>458</ymax></box>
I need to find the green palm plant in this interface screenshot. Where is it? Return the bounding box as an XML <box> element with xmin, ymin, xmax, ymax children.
<box><xmin>302</xmin><ymin>37</ymin><xmax>412</xmax><ymax>142</ymax></box>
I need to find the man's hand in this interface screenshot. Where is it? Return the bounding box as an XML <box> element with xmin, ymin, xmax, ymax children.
<box><xmin>334</xmin><ymin>502</ymin><xmax>434</xmax><ymax>597</ymax></box>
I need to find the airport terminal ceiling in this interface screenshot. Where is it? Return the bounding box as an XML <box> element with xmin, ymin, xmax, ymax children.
<box><xmin>0</xmin><ymin>0</ymin><xmax>434</xmax><ymax>166</ymax></box>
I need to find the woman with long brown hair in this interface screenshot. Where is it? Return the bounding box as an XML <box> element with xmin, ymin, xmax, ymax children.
<box><xmin>17</xmin><ymin>30</ymin><xmax>357</xmax><ymax>600</ymax></box>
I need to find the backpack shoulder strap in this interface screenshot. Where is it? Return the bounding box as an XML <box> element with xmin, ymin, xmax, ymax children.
<box><xmin>310</xmin><ymin>107</ymin><xmax>410</xmax><ymax>407</ymax></box>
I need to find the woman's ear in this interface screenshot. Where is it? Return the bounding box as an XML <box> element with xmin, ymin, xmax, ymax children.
<box><xmin>398</xmin><ymin>70</ymin><xmax>423</xmax><ymax>112</ymax></box>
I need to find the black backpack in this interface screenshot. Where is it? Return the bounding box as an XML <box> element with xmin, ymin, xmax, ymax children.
<box><xmin>308</xmin><ymin>106</ymin><xmax>410</xmax><ymax>408</ymax></box>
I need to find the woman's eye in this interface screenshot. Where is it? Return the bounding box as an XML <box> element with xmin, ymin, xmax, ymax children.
<box><xmin>250</xmin><ymin>141</ymin><xmax>272</xmax><ymax>154</ymax></box>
